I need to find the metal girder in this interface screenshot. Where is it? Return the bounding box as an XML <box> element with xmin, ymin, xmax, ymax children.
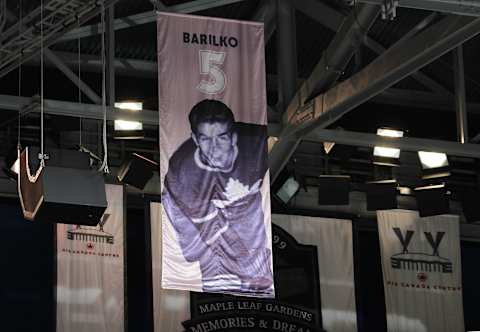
<box><xmin>292</xmin><ymin>0</ymin><xmax>451</xmax><ymax>96</ymax></box>
<box><xmin>357</xmin><ymin>0</ymin><xmax>480</xmax><ymax>17</ymax></box>
<box><xmin>269</xmin><ymin>3</ymin><xmax>380</xmax><ymax>182</ymax></box>
<box><xmin>0</xmin><ymin>0</ymin><xmax>122</xmax><ymax>79</ymax></box>
<box><xmin>0</xmin><ymin>94</ymin><xmax>281</xmax><ymax>136</ymax></box>
<box><xmin>304</xmin><ymin>129</ymin><xmax>480</xmax><ymax>158</ymax></box>
<box><xmin>372</xmin><ymin>88</ymin><xmax>480</xmax><ymax>113</ymax></box>
<box><xmin>251</xmin><ymin>0</ymin><xmax>276</xmax><ymax>43</ymax></box>
<box><xmin>276</xmin><ymin>0</ymin><xmax>298</xmax><ymax>111</ymax></box>
<box><xmin>269</xmin><ymin>15</ymin><xmax>480</xmax><ymax>182</ymax></box>
<box><xmin>0</xmin><ymin>94</ymin><xmax>157</xmax><ymax>125</ymax></box>
<box><xmin>60</xmin><ymin>0</ymin><xmax>248</xmax><ymax>41</ymax></box>
<box><xmin>44</xmin><ymin>49</ymin><xmax>102</xmax><ymax>104</ymax></box>
<box><xmin>284</xmin><ymin>3</ymin><xmax>379</xmax><ymax>125</ymax></box>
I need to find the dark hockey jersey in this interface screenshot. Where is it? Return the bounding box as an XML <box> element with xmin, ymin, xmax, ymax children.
<box><xmin>162</xmin><ymin>122</ymin><xmax>273</xmax><ymax>295</ymax></box>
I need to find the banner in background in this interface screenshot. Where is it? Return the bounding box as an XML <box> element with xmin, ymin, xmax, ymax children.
<box><xmin>377</xmin><ymin>210</ymin><xmax>464</xmax><ymax>332</ymax></box>
<box><xmin>273</xmin><ymin>214</ymin><xmax>357</xmax><ymax>332</ymax></box>
<box><xmin>150</xmin><ymin>204</ymin><xmax>356</xmax><ymax>332</ymax></box>
<box><xmin>158</xmin><ymin>12</ymin><xmax>273</xmax><ymax>297</ymax></box>
<box><xmin>56</xmin><ymin>184</ymin><xmax>124</xmax><ymax>332</ymax></box>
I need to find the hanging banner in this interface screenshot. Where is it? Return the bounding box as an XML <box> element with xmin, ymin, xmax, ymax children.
<box><xmin>273</xmin><ymin>214</ymin><xmax>357</xmax><ymax>332</ymax></box>
<box><xmin>158</xmin><ymin>12</ymin><xmax>273</xmax><ymax>297</ymax></box>
<box><xmin>56</xmin><ymin>184</ymin><xmax>124</xmax><ymax>332</ymax></box>
<box><xmin>150</xmin><ymin>204</ymin><xmax>355</xmax><ymax>332</ymax></box>
<box><xmin>377</xmin><ymin>210</ymin><xmax>464</xmax><ymax>332</ymax></box>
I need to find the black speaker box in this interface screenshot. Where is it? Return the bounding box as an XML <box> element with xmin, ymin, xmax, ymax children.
<box><xmin>366</xmin><ymin>181</ymin><xmax>398</xmax><ymax>211</ymax></box>
<box><xmin>18</xmin><ymin>147</ymin><xmax>107</xmax><ymax>225</ymax></box>
<box><xmin>461</xmin><ymin>189</ymin><xmax>480</xmax><ymax>223</ymax></box>
<box><xmin>318</xmin><ymin>175</ymin><xmax>350</xmax><ymax>205</ymax></box>
<box><xmin>117</xmin><ymin>153</ymin><xmax>158</xmax><ymax>190</ymax></box>
<box><xmin>414</xmin><ymin>184</ymin><xmax>449</xmax><ymax>217</ymax></box>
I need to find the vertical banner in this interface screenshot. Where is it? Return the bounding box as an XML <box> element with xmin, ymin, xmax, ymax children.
<box><xmin>377</xmin><ymin>210</ymin><xmax>464</xmax><ymax>332</ymax></box>
<box><xmin>158</xmin><ymin>12</ymin><xmax>273</xmax><ymax>297</ymax></box>
<box><xmin>273</xmin><ymin>214</ymin><xmax>357</xmax><ymax>332</ymax></box>
<box><xmin>151</xmin><ymin>205</ymin><xmax>356</xmax><ymax>332</ymax></box>
<box><xmin>56</xmin><ymin>184</ymin><xmax>124</xmax><ymax>332</ymax></box>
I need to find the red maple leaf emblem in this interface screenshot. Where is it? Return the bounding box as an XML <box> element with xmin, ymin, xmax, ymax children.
<box><xmin>417</xmin><ymin>273</ymin><xmax>428</xmax><ymax>283</ymax></box>
<box><xmin>87</xmin><ymin>242</ymin><xmax>94</xmax><ymax>250</ymax></box>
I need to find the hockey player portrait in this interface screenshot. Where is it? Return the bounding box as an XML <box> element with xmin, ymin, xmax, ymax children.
<box><xmin>162</xmin><ymin>99</ymin><xmax>273</xmax><ymax>295</ymax></box>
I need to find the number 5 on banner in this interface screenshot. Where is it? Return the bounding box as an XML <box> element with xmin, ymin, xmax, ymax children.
<box><xmin>196</xmin><ymin>50</ymin><xmax>226</xmax><ymax>94</ymax></box>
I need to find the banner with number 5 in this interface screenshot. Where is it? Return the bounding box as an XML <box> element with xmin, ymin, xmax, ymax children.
<box><xmin>157</xmin><ymin>12</ymin><xmax>274</xmax><ymax>297</ymax></box>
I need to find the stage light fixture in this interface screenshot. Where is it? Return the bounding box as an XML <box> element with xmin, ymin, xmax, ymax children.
<box><xmin>414</xmin><ymin>183</ymin><xmax>449</xmax><ymax>217</ymax></box>
<box><xmin>276</xmin><ymin>176</ymin><xmax>300</xmax><ymax>204</ymax></box>
<box><xmin>373</xmin><ymin>128</ymin><xmax>403</xmax><ymax>166</ymax></box>
<box><xmin>366</xmin><ymin>180</ymin><xmax>398</xmax><ymax>211</ymax></box>
<box><xmin>418</xmin><ymin>151</ymin><xmax>450</xmax><ymax>179</ymax></box>
<box><xmin>117</xmin><ymin>153</ymin><xmax>158</xmax><ymax>190</ymax></box>
<box><xmin>114</xmin><ymin>101</ymin><xmax>144</xmax><ymax>139</ymax></box>
<box><xmin>318</xmin><ymin>175</ymin><xmax>351</xmax><ymax>205</ymax></box>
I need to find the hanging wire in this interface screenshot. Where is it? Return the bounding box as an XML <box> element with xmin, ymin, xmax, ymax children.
<box><xmin>17</xmin><ymin>0</ymin><xmax>23</xmax><ymax>149</ymax></box>
<box><xmin>40</xmin><ymin>0</ymin><xmax>45</xmax><ymax>167</ymax></box>
<box><xmin>77</xmin><ymin>16</ymin><xmax>82</xmax><ymax>147</ymax></box>
<box><xmin>98</xmin><ymin>1</ymin><xmax>109</xmax><ymax>173</ymax></box>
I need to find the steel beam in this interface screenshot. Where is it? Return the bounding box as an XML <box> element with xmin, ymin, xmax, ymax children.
<box><xmin>0</xmin><ymin>94</ymin><xmax>281</xmax><ymax>136</ymax></box>
<box><xmin>269</xmin><ymin>15</ymin><xmax>480</xmax><ymax>182</ymax></box>
<box><xmin>251</xmin><ymin>0</ymin><xmax>276</xmax><ymax>43</ymax></box>
<box><xmin>60</xmin><ymin>0</ymin><xmax>248</xmax><ymax>41</ymax></box>
<box><xmin>357</xmin><ymin>0</ymin><xmax>480</xmax><ymax>17</ymax></box>
<box><xmin>285</xmin><ymin>3</ymin><xmax>380</xmax><ymax>124</ymax></box>
<box><xmin>292</xmin><ymin>0</ymin><xmax>451</xmax><ymax>96</ymax></box>
<box><xmin>304</xmin><ymin>129</ymin><xmax>480</xmax><ymax>158</ymax></box>
<box><xmin>270</xmin><ymin>3</ymin><xmax>379</xmax><ymax>182</ymax></box>
<box><xmin>0</xmin><ymin>94</ymin><xmax>157</xmax><ymax>125</ymax></box>
<box><xmin>0</xmin><ymin>0</ymin><xmax>122</xmax><ymax>79</ymax></box>
<box><xmin>453</xmin><ymin>45</ymin><xmax>468</xmax><ymax>143</ymax></box>
<box><xmin>276</xmin><ymin>0</ymin><xmax>298</xmax><ymax>112</ymax></box>
<box><xmin>44</xmin><ymin>49</ymin><xmax>102</xmax><ymax>104</ymax></box>
<box><xmin>25</xmin><ymin>51</ymin><xmax>480</xmax><ymax>117</ymax></box>
<box><xmin>372</xmin><ymin>88</ymin><xmax>480</xmax><ymax>113</ymax></box>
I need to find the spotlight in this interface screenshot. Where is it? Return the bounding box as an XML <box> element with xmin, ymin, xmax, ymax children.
<box><xmin>117</xmin><ymin>153</ymin><xmax>158</xmax><ymax>190</ymax></box>
<box><xmin>276</xmin><ymin>176</ymin><xmax>300</xmax><ymax>204</ymax></box>
<box><xmin>114</xmin><ymin>101</ymin><xmax>144</xmax><ymax>139</ymax></box>
<box><xmin>373</xmin><ymin>128</ymin><xmax>403</xmax><ymax>166</ymax></box>
<box><xmin>318</xmin><ymin>175</ymin><xmax>351</xmax><ymax>205</ymax></box>
<box><xmin>414</xmin><ymin>183</ymin><xmax>449</xmax><ymax>217</ymax></box>
<box><xmin>418</xmin><ymin>151</ymin><xmax>450</xmax><ymax>179</ymax></box>
<box><xmin>366</xmin><ymin>180</ymin><xmax>398</xmax><ymax>211</ymax></box>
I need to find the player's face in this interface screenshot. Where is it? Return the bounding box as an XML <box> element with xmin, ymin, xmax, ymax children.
<box><xmin>193</xmin><ymin>121</ymin><xmax>237</xmax><ymax>169</ymax></box>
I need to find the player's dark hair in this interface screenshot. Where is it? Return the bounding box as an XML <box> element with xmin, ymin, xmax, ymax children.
<box><xmin>188</xmin><ymin>99</ymin><xmax>235</xmax><ymax>134</ymax></box>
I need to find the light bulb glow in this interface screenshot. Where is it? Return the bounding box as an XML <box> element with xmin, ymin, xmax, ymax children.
<box><xmin>114</xmin><ymin>101</ymin><xmax>142</xmax><ymax>111</ymax></box>
<box><xmin>374</xmin><ymin>146</ymin><xmax>401</xmax><ymax>159</ymax></box>
<box><xmin>418</xmin><ymin>151</ymin><xmax>448</xmax><ymax>169</ymax></box>
<box><xmin>114</xmin><ymin>120</ymin><xmax>143</xmax><ymax>131</ymax></box>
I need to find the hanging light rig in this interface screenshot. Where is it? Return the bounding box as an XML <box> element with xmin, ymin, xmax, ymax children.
<box><xmin>17</xmin><ymin>1</ymin><xmax>108</xmax><ymax>225</ymax></box>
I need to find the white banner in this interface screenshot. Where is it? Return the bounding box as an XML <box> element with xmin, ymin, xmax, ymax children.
<box><xmin>56</xmin><ymin>184</ymin><xmax>124</xmax><ymax>332</ymax></box>
<box><xmin>273</xmin><ymin>214</ymin><xmax>357</xmax><ymax>332</ymax></box>
<box><xmin>151</xmin><ymin>203</ymin><xmax>356</xmax><ymax>332</ymax></box>
<box><xmin>158</xmin><ymin>12</ymin><xmax>273</xmax><ymax>297</ymax></box>
<box><xmin>377</xmin><ymin>210</ymin><xmax>464</xmax><ymax>332</ymax></box>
